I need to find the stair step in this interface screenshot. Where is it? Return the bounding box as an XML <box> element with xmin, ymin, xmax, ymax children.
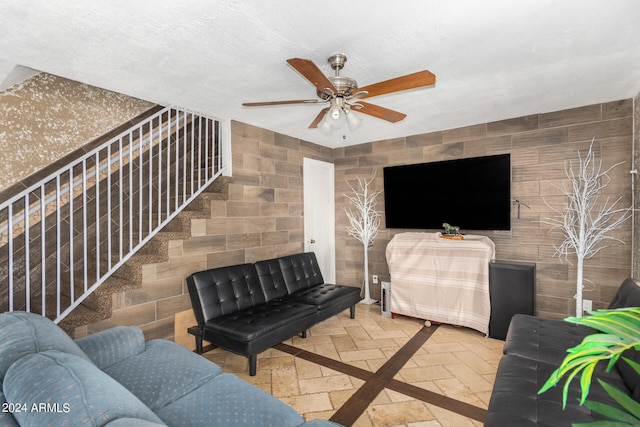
<box><xmin>57</xmin><ymin>303</ymin><xmax>108</xmax><ymax>336</ymax></box>
<box><xmin>2</xmin><ymin>173</ymin><xmax>231</xmax><ymax>336</ymax></box>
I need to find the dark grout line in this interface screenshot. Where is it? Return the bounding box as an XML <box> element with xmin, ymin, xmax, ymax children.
<box><xmin>329</xmin><ymin>325</ymin><xmax>439</xmax><ymax>426</ymax></box>
<box><xmin>279</xmin><ymin>324</ymin><xmax>488</xmax><ymax>426</ymax></box>
<box><xmin>387</xmin><ymin>379</ymin><xmax>487</xmax><ymax>422</ymax></box>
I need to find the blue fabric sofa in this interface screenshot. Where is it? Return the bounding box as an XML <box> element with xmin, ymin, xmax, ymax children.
<box><xmin>0</xmin><ymin>311</ymin><xmax>341</xmax><ymax>427</ymax></box>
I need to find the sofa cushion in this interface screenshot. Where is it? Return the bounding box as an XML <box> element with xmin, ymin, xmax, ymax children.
<box><xmin>616</xmin><ymin>349</ymin><xmax>640</xmax><ymax>401</ymax></box>
<box><xmin>0</xmin><ymin>382</ymin><xmax>19</xmax><ymax>427</ymax></box>
<box><xmin>204</xmin><ymin>299</ymin><xmax>317</xmax><ymax>343</ymax></box>
<box><xmin>255</xmin><ymin>257</ymin><xmax>290</xmax><ymax>300</ymax></box>
<box><xmin>187</xmin><ymin>263</ymin><xmax>267</xmax><ymax>324</ymax></box>
<box><xmin>608</xmin><ymin>278</ymin><xmax>640</xmax><ymax>308</ymax></box>
<box><xmin>485</xmin><ymin>354</ymin><xmax>626</xmax><ymax>427</ymax></box>
<box><xmin>106</xmin><ymin>418</ymin><xmax>167</xmax><ymax>426</ymax></box>
<box><xmin>75</xmin><ymin>325</ymin><xmax>146</xmax><ymax>370</ymax></box>
<box><xmin>503</xmin><ymin>314</ymin><xmax>595</xmax><ymax>365</ymax></box>
<box><xmin>279</xmin><ymin>252</ymin><xmax>325</xmax><ymax>293</ymax></box>
<box><xmin>154</xmin><ymin>373</ymin><xmax>306</xmax><ymax>427</ymax></box>
<box><xmin>103</xmin><ymin>339</ymin><xmax>222</xmax><ymax>411</ymax></box>
<box><xmin>0</xmin><ymin>311</ymin><xmax>92</xmax><ymax>380</ymax></box>
<box><xmin>3</xmin><ymin>350</ymin><xmax>164</xmax><ymax>426</ymax></box>
<box><xmin>300</xmin><ymin>421</ymin><xmax>344</xmax><ymax>427</ymax></box>
<box><xmin>292</xmin><ymin>283</ymin><xmax>360</xmax><ymax>311</ymax></box>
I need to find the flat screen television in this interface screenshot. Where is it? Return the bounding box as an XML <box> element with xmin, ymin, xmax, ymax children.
<box><xmin>383</xmin><ymin>154</ymin><xmax>511</xmax><ymax>230</ymax></box>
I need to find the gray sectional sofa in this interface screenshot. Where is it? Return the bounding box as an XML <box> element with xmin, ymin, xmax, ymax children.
<box><xmin>0</xmin><ymin>311</ymin><xmax>341</xmax><ymax>427</ymax></box>
<box><xmin>485</xmin><ymin>277</ymin><xmax>640</xmax><ymax>426</ymax></box>
<box><xmin>186</xmin><ymin>252</ymin><xmax>361</xmax><ymax>375</ymax></box>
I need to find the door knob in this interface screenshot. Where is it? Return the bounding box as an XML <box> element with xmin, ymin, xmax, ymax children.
<box><xmin>309</xmin><ymin>239</ymin><xmax>316</xmax><ymax>244</ymax></box>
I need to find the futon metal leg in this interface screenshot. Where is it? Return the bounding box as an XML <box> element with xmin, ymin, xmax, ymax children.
<box><xmin>195</xmin><ymin>337</ymin><xmax>203</xmax><ymax>354</ymax></box>
<box><xmin>350</xmin><ymin>305</ymin><xmax>356</xmax><ymax>319</ymax></box>
<box><xmin>301</xmin><ymin>330</ymin><xmax>307</xmax><ymax>338</ymax></box>
<box><xmin>249</xmin><ymin>355</ymin><xmax>257</xmax><ymax>376</ymax></box>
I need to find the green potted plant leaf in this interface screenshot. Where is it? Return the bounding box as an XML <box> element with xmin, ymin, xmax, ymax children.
<box><xmin>538</xmin><ymin>307</ymin><xmax>640</xmax><ymax>426</ymax></box>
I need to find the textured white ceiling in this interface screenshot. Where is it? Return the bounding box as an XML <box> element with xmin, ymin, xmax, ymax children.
<box><xmin>1</xmin><ymin>1</ymin><xmax>639</xmax><ymax>147</ymax></box>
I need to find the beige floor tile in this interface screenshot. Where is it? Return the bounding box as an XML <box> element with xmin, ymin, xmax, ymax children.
<box><xmin>353</xmin><ymin>413</ymin><xmax>374</xmax><ymax>427</ymax></box>
<box><xmin>408</xmin><ymin>421</ymin><xmax>442</xmax><ymax>427</ymax></box>
<box><xmin>356</xmin><ymin>338</ymin><xmax>399</xmax><ymax>350</ymax></box>
<box><xmin>385</xmin><ymin>388</ymin><xmax>416</xmax><ymax>403</ymax></box>
<box><xmin>366</xmin><ymin>358</ymin><xmax>389</xmax><ymax>372</ymax></box>
<box><xmin>330</xmin><ymin>389</ymin><xmax>358</xmax><ymax>408</ymax></box>
<box><xmin>333</xmin><ymin>334</ymin><xmax>359</xmax><ymax>351</ymax></box>
<box><xmin>411</xmin><ymin>352</ymin><xmax>462</xmax><ymax>367</ymax></box>
<box><xmin>295</xmin><ymin>357</ymin><xmax>323</xmax><ymax>379</ymax></box>
<box><xmin>432</xmin><ymin>378</ymin><xmax>486</xmax><ymax>408</ymax></box>
<box><xmin>203</xmin><ymin>303</ymin><xmax>502</xmax><ymax>426</ymax></box>
<box><xmin>340</xmin><ymin>348</ymin><xmax>386</xmax><ymax>362</ymax></box>
<box><xmin>272</xmin><ymin>378</ymin><xmax>300</xmax><ymax>397</ymax></box>
<box><xmin>423</xmin><ymin>342</ymin><xmax>468</xmax><ymax>354</ymax></box>
<box><xmin>280</xmin><ymin>392</ymin><xmax>333</xmax><ymax>414</ymax></box>
<box><xmin>368</xmin><ymin>330</ymin><xmax>411</xmax><ymax>340</ymax></box>
<box><xmin>311</xmin><ymin>326</ymin><xmax>348</xmax><ymax>336</ymax></box>
<box><xmin>367</xmin><ymin>400</ymin><xmax>435</xmax><ymax>427</ymax></box>
<box><xmin>256</xmin><ymin>354</ymin><xmax>295</xmax><ymax>370</ymax></box>
<box><xmin>397</xmin><ymin>365</ymin><xmax>454</xmax><ymax>382</ymax></box>
<box><xmin>304</xmin><ymin>410</ymin><xmax>338</xmax><ymax>422</ymax></box>
<box><xmin>426</xmin><ymin>403</ymin><xmax>484</xmax><ymax>427</ymax></box>
<box><xmin>292</xmin><ymin>334</ymin><xmax>333</xmax><ymax>346</ymax></box>
<box><xmin>272</xmin><ymin>366</ymin><xmax>298</xmax><ymax>383</ymax></box>
<box><xmin>453</xmin><ymin>350</ymin><xmax>498</xmax><ymax>375</ymax></box>
<box><xmin>321</xmin><ymin>366</ymin><xmax>345</xmax><ymax>377</ymax></box>
<box><xmin>299</xmin><ymin>374</ymin><xmax>354</xmax><ymax>394</ymax></box>
<box><xmin>314</xmin><ymin>344</ymin><xmax>341</xmax><ymax>360</ymax></box>
<box><xmin>445</xmin><ymin>363</ymin><xmax>494</xmax><ymax>393</ymax></box>
<box><xmin>346</xmin><ymin>325</ymin><xmax>373</xmax><ymax>341</ymax></box>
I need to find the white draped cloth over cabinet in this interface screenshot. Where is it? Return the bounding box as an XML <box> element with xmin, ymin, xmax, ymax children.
<box><xmin>386</xmin><ymin>232</ymin><xmax>495</xmax><ymax>335</ymax></box>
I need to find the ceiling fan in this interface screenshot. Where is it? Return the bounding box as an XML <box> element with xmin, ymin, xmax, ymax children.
<box><xmin>242</xmin><ymin>53</ymin><xmax>436</xmax><ymax>132</ymax></box>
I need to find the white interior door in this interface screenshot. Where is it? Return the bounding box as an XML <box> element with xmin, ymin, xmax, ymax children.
<box><xmin>303</xmin><ymin>158</ymin><xmax>336</xmax><ymax>283</ymax></box>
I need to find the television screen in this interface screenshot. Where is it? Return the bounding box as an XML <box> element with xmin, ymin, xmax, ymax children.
<box><xmin>383</xmin><ymin>154</ymin><xmax>511</xmax><ymax>230</ymax></box>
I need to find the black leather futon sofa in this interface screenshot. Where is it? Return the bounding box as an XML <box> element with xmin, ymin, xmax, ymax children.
<box><xmin>485</xmin><ymin>277</ymin><xmax>640</xmax><ymax>426</ymax></box>
<box><xmin>186</xmin><ymin>252</ymin><xmax>361</xmax><ymax>375</ymax></box>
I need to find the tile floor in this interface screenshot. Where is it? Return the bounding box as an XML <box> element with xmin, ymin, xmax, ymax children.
<box><xmin>201</xmin><ymin>303</ymin><xmax>504</xmax><ymax>427</ymax></box>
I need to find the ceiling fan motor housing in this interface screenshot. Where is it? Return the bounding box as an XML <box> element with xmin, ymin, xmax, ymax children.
<box><xmin>317</xmin><ymin>53</ymin><xmax>358</xmax><ymax>99</ymax></box>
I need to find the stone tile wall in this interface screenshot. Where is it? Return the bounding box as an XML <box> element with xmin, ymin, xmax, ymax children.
<box><xmin>334</xmin><ymin>100</ymin><xmax>634</xmax><ymax>319</ymax></box>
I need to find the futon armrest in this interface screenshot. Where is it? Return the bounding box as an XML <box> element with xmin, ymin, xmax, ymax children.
<box><xmin>75</xmin><ymin>326</ymin><xmax>146</xmax><ymax>370</ymax></box>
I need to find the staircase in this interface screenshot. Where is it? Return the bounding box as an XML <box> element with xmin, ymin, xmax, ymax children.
<box><xmin>0</xmin><ymin>106</ymin><xmax>228</xmax><ymax>334</ymax></box>
<box><xmin>58</xmin><ymin>176</ymin><xmax>230</xmax><ymax>335</ymax></box>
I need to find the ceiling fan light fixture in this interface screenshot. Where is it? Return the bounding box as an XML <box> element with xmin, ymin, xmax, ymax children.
<box><xmin>328</xmin><ymin>105</ymin><xmax>345</xmax><ymax>128</ymax></box>
<box><xmin>345</xmin><ymin>109</ymin><xmax>362</xmax><ymax>131</ymax></box>
<box><xmin>318</xmin><ymin>116</ymin><xmax>333</xmax><ymax>134</ymax></box>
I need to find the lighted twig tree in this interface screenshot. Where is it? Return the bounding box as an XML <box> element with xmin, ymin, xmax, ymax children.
<box><xmin>344</xmin><ymin>173</ymin><xmax>382</xmax><ymax>304</ymax></box>
<box><xmin>542</xmin><ymin>140</ymin><xmax>631</xmax><ymax>317</ymax></box>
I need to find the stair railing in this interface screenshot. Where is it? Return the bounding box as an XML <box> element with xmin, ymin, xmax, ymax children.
<box><xmin>0</xmin><ymin>106</ymin><xmax>226</xmax><ymax>323</ymax></box>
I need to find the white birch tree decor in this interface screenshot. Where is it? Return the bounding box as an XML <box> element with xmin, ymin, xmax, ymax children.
<box><xmin>344</xmin><ymin>173</ymin><xmax>382</xmax><ymax>304</ymax></box>
<box><xmin>543</xmin><ymin>139</ymin><xmax>631</xmax><ymax>317</ymax></box>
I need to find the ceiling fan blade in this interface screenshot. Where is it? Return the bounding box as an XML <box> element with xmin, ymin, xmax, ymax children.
<box><xmin>357</xmin><ymin>70</ymin><xmax>436</xmax><ymax>99</ymax></box>
<box><xmin>287</xmin><ymin>58</ymin><xmax>337</xmax><ymax>94</ymax></box>
<box><xmin>243</xmin><ymin>99</ymin><xmax>320</xmax><ymax>107</ymax></box>
<box><xmin>308</xmin><ymin>108</ymin><xmax>329</xmax><ymax>129</ymax></box>
<box><xmin>356</xmin><ymin>101</ymin><xmax>407</xmax><ymax>123</ymax></box>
